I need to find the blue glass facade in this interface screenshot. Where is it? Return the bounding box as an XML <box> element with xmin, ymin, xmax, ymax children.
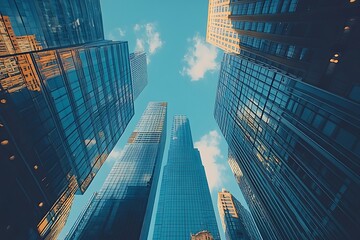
<box><xmin>65</xmin><ymin>102</ymin><xmax>167</xmax><ymax>240</ymax></box>
<box><xmin>228</xmin><ymin>153</ymin><xmax>278</xmax><ymax>240</ymax></box>
<box><xmin>129</xmin><ymin>51</ymin><xmax>148</xmax><ymax>100</ymax></box>
<box><xmin>0</xmin><ymin>1</ymin><xmax>135</xmax><ymax>238</ymax></box>
<box><xmin>215</xmin><ymin>53</ymin><xmax>360</xmax><ymax>239</ymax></box>
<box><xmin>0</xmin><ymin>0</ymin><xmax>104</xmax><ymax>55</ymax></box>
<box><xmin>0</xmin><ymin>40</ymin><xmax>133</xmax><ymax>240</ymax></box>
<box><xmin>153</xmin><ymin>116</ymin><xmax>220</xmax><ymax>239</ymax></box>
<box><xmin>208</xmin><ymin>1</ymin><xmax>360</xmax><ymax>239</ymax></box>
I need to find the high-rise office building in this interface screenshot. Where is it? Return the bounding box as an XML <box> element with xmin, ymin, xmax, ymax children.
<box><xmin>65</xmin><ymin>102</ymin><xmax>167</xmax><ymax>240</ymax></box>
<box><xmin>0</xmin><ymin>39</ymin><xmax>134</xmax><ymax>240</ymax></box>
<box><xmin>214</xmin><ymin>53</ymin><xmax>360</xmax><ymax>239</ymax></box>
<box><xmin>153</xmin><ymin>115</ymin><xmax>220</xmax><ymax>240</ymax></box>
<box><xmin>207</xmin><ymin>0</ymin><xmax>360</xmax><ymax>101</ymax></box>
<box><xmin>208</xmin><ymin>0</ymin><xmax>360</xmax><ymax>239</ymax></box>
<box><xmin>129</xmin><ymin>52</ymin><xmax>148</xmax><ymax>100</ymax></box>
<box><xmin>0</xmin><ymin>1</ymin><xmax>135</xmax><ymax>239</ymax></box>
<box><xmin>218</xmin><ymin>189</ymin><xmax>262</xmax><ymax>240</ymax></box>
<box><xmin>0</xmin><ymin>0</ymin><xmax>104</xmax><ymax>55</ymax></box>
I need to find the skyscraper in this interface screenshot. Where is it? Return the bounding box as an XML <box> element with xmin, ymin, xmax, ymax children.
<box><xmin>0</xmin><ymin>0</ymin><xmax>104</xmax><ymax>55</ymax></box>
<box><xmin>218</xmin><ymin>189</ymin><xmax>262</xmax><ymax>240</ymax></box>
<box><xmin>153</xmin><ymin>115</ymin><xmax>220</xmax><ymax>240</ymax></box>
<box><xmin>207</xmin><ymin>0</ymin><xmax>360</xmax><ymax>239</ymax></box>
<box><xmin>129</xmin><ymin>51</ymin><xmax>148</xmax><ymax>100</ymax></box>
<box><xmin>0</xmin><ymin>40</ymin><xmax>134</xmax><ymax>240</ymax></box>
<box><xmin>214</xmin><ymin>53</ymin><xmax>360</xmax><ymax>239</ymax></box>
<box><xmin>0</xmin><ymin>1</ymin><xmax>135</xmax><ymax>239</ymax></box>
<box><xmin>207</xmin><ymin>0</ymin><xmax>360</xmax><ymax>101</ymax></box>
<box><xmin>65</xmin><ymin>102</ymin><xmax>167</xmax><ymax>240</ymax></box>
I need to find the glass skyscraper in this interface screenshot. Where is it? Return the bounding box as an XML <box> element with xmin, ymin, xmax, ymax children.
<box><xmin>65</xmin><ymin>102</ymin><xmax>167</xmax><ymax>240</ymax></box>
<box><xmin>214</xmin><ymin>54</ymin><xmax>359</xmax><ymax>239</ymax></box>
<box><xmin>129</xmin><ymin>51</ymin><xmax>148</xmax><ymax>100</ymax></box>
<box><xmin>207</xmin><ymin>0</ymin><xmax>360</xmax><ymax>239</ymax></box>
<box><xmin>0</xmin><ymin>0</ymin><xmax>104</xmax><ymax>55</ymax></box>
<box><xmin>207</xmin><ymin>0</ymin><xmax>360</xmax><ymax>101</ymax></box>
<box><xmin>218</xmin><ymin>189</ymin><xmax>262</xmax><ymax>240</ymax></box>
<box><xmin>0</xmin><ymin>1</ymin><xmax>135</xmax><ymax>239</ymax></box>
<box><xmin>153</xmin><ymin>115</ymin><xmax>220</xmax><ymax>240</ymax></box>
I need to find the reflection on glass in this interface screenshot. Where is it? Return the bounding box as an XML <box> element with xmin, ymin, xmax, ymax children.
<box><xmin>0</xmin><ymin>15</ymin><xmax>42</xmax><ymax>92</ymax></box>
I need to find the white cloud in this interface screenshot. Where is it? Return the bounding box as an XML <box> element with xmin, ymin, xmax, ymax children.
<box><xmin>107</xmin><ymin>27</ymin><xmax>126</xmax><ymax>40</ymax></box>
<box><xmin>195</xmin><ymin>130</ymin><xmax>226</xmax><ymax>192</ymax></box>
<box><xmin>106</xmin><ymin>147</ymin><xmax>125</xmax><ymax>164</ymax></box>
<box><xmin>84</xmin><ymin>139</ymin><xmax>96</xmax><ymax>147</ymax></box>
<box><xmin>134</xmin><ymin>24</ymin><xmax>141</xmax><ymax>31</ymax></box>
<box><xmin>132</xmin><ymin>22</ymin><xmax>163</xmax><ymax>63</ymax></box>
<box><xmin>181</xmin><ymin>33</ymin><xmax>218</xmax><ymax>81</ymax></box>
<box><xmin>135</xmin><ymin>38</ymin><xmax>145</xmax><ymax>52</ymax></box>
<box><xmin>117</xmin><ymin>28</ymin><xmax>126</xmax><ymax>37</ymax></box>
<box><xmin>107</xmin><ymin>32</ymin><xmax>116</xmax><ymax>41</ymax></box>
<box><xmin>145</xmin><ymin>23</ymin><xmax>163</xmax><ymax>54</ymax></box>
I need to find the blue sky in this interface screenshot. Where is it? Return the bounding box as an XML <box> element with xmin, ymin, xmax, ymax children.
<box><xmin>59</xmin><ymin>0</ymin><xmax>247</xmax><ymax>239</ymax></box>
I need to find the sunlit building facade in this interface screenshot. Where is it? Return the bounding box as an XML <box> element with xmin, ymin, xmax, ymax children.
<box><xmin>207</xmin><ymin>0</ymin><xmax>360</xmax><ymax>101</ymax></box>
<box><xmin>206</xmin><ymin>0</ymin><xmax>240</xmax><ymax>54</ymax></box>
<box><xmin>218</xmin><ymin>189</ymin><xmax>261</xmax><ymax>240</ymax></box>
<box><xmin>153</xmin><ymin>116</ymin><xmax>220</xmax><ymax>240</ymax></box>
<box><xmin>214</xmin><ymin>53</ymin><xmax>360</xmax><ymax>239</ymax></box>
<box><xmin>66</xmin><ymin>102</ymin><xmax>167</xmax><ymax>240</ymax></box>
<box><xmin>129</xmin><ymin>51</ymin><xmax>148</xmax><ymax>100</ymax></box>
<box><xmin>0</xmin><ymin>1</ymin><xmax>135</xmax><ymax>238</ymax></box>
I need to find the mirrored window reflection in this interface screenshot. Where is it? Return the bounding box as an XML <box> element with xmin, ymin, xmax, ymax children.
<box><xmin>0</xmin><ymin>0</ymin><xmax>104</xmax><ymax>53</ymax></box>
<box><xmin>215</xmin><ymin>53</ymin><xmax>360</xmax><ymax>239</ymax></box>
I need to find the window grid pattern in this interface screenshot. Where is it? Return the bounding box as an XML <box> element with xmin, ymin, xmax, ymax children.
<box><xmin>65</xmin><ymin>102</ymin><xmax>167</xmax><ymax>240</ymax></box>
<box><xmin>215</xmin><ymin>53</ymin><xmax>360</xmax><ymax>239</ymax></box>
<box><xmin>230</xmin><ymin>0</ymin><xmax>298</xmax><ymax>16</ymax></box>
<box><xmin>208</xmin><ymin>0</ymin><xmax>360</xmax><ymax>104</ymax></box>
<box><xmin>206</xmin><ymin>0</ymin><xmax>299</xmax><ymax>54</ymax></box>
<box><xmin>0</xmin><ymin>0</ymin><xmax>104</xmax><ymax>55</ymax></box>
<box><xmin>129</xmin><ymin>51</ymin><xmax>147</xmax><ymax>100</ymax></box>
<box><xmin>31</xmin><ymin>41</ymin><xmax>134</xmax><ymax>192</ymax></box>
<box><xmin>0</xmin><ymin>1</ymin><xmax>130</xmax><ymax>239</ymax></box>
<box><xmin>206</xmin><ymin>0</ymin><xmax>241</xmax><ymax>53</ymax></box>
<box><xmin>153</xmin><ymin>116</ymin><xmax>221</xmax><ymax>240</ymax></box>
<box><xmin>228</xmin><ymin>154</ymin><xmax>279</xmax><ymax>239</ymax></box>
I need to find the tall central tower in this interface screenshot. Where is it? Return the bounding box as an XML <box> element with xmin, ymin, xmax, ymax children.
<box><xmin>153</xmin><ymin>115</ymin><xmax>220</xmax><ymax>239</ymax></box>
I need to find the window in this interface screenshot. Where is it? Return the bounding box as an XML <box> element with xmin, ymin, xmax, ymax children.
<box><xmin>281</xmin><ymin>0</ymin><xmax>290</xmax><ymax>12</ymax></box>
<box><xmin>289</xmin><ymin>0</ymin><xmax>298</xmax><ymax>12</ymax></box>
<box><xmin>286</xmin><ymin>45</ymin><xmax>296</xmax><ymax>58</ymax></box>
<box><xmin>323</xmin><ymin>120</ymin><xmax>336</xmax><ymax>137</ymax></box>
